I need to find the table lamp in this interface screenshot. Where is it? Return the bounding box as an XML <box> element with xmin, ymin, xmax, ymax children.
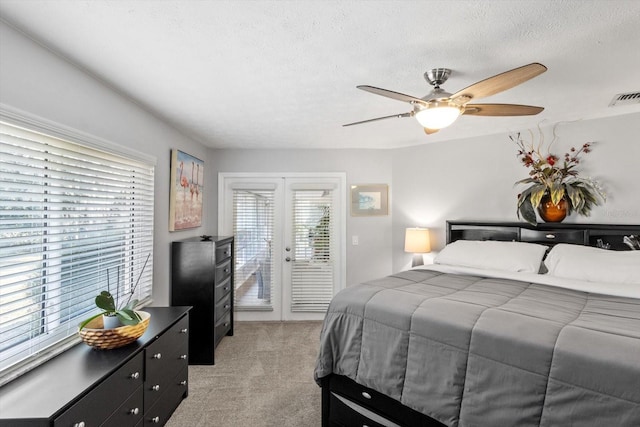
<box><xmin>405</xmin><ymin>227</ymin><xmax>431</xmax><ymax>267</ymax></box>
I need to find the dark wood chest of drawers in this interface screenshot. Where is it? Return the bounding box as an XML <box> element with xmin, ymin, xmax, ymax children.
<box><xmin>0</xmin><ymin>306</ymin><xmax>191</xmax><ymax>427</ymax></box>
<box><xmin>171</xmin><ymin>236</ymin><xmax>234</xmax><ymax>365</ymax></box>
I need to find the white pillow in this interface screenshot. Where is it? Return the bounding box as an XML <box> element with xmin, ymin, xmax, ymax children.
<box><xmin>434</xmin><ymin>240</ymin><xmax>548</xmax><ymax>273</ymax></box>
<box><xmin>544</xmin><ymin>244</ymin><xmax>640</xmax><ymax>284</ymax></box>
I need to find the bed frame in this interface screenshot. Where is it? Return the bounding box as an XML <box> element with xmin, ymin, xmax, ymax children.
<box><xmin>320</xmin><ymin>221</ymin><xmax>640</xmax><ymax>427</ymax></box>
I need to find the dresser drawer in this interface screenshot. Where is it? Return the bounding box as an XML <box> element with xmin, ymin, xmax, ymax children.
<box><xmin>143</xmin><ymin>367</ymin><xmax>188</xmax><ymax>427</ymax></box>
<box><xmin>330</xmin><ymin>392</ymin><xmax>397</xmax><ymax>427</ymax></box>
<box><xmin>520</xmin><ymin>228</ymin><xmax>586</xmax><ymax>245</ymax></box>
<box><xmin>145</xmin><ymin>316</ymin><xmax>189</xmax><ymax>409</ymax></box>
<box><xmin>215</xmin><ymin>259</ymin><xmax>232</xmax><ymax>284</ymax></box>
<box><xmin>328</xmin><ymin>374</ymin><xmax>441</xmax><ymax>427</ymax></box>
<box><xmin>145</xmin><ymin>315</ymin><xmax>189</xmax><ymax>370</ymax></box>
<box><xmin>214</xmin><ymin>311</ymin><xmax>231</xmax><ymax>348</ymax></box>
<box><xmin>54</xmin><ymin>353</ymin><xmax>143</xmax><ymax>427</ymax></box>
<box><xmin>215</xmin><ymin>293</ymin><xmax>232</xmax><ymax>323</ymax></box>
<box><xmin>214</xmin><ymin>276</ymin><xmax>232</xmax><ymax>303</ymax></box>
<box><xmin>215</xmin><ymin>242</ymin><xmax>232</xmax><ymax>262</ymax></box>
<box><xmin>329</xmin><ymin>374</ymin><xmax>389</xmax><ymax>416</ymax></box>
<box><xmin>102</xmin><ymin>386</ymin><xmax>143</xmax><ymax>427</ymax></box>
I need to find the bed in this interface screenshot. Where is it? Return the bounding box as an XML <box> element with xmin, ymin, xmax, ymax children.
<box><xmin>315</xmin><ymin>221</ymin><xmax>640</xmax><ymax>427</ymax></box>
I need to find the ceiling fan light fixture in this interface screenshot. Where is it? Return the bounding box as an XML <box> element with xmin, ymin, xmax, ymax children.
<box><xmin>414</xmin><ymin>102</ymin><xmax>461</xmax><ymax>129</ymax></box>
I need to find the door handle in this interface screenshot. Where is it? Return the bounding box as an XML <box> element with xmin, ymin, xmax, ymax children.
<box><xmin>285</xmin><ymin>257</ymin><xmax>291</xmax><ymax>262</ymax></box>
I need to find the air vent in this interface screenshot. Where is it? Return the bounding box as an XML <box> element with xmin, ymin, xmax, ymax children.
<box><xmin>609</xmin><ymin>91</ymin><xmax>640</xmax><ymax>107</ymax></box>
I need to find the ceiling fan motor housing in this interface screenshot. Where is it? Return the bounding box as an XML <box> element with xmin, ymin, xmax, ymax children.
<box><xmin>424</xmin><ymin>68</ymin><xmax>452</xmax><ymax>87</ymax></box>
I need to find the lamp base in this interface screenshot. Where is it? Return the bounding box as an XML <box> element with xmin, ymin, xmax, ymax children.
<box><xmin>411</xmin><ymin>254</ymin><xmax>424</xmax><ymax>267</ymax></box>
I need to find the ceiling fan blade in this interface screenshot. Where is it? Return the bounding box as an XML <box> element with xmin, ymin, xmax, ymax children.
<box><xmin>424</xmin><ymin>128</ymin><xmax>439</xmax><ymax>135</ymax></box>
<box><xmin>451</xmin><ymin>63</ymin><xmax>547</xmax><ymax>103</ymax></box>
<box><xmin>343</xmin><ymin>112</ymin><xmax>413</xmax><ymax>127</ymax></box>
<box><xmin>357</xmin><ymin>85</ymin><xmax>426</xmax><ymax>104</ymax></box>
<box><xmin>463</xmin><ymin>103</ymin><xmax>544</xmax><ymax>116</ymax></box>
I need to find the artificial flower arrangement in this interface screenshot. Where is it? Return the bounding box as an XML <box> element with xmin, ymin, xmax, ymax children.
<box><xmin>512</xmin><ymin>129</ymin><xmax>605</xmax><ymax>225</ymax></box>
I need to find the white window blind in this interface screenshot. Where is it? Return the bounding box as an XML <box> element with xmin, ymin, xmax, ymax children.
<box><xmin>0</xmin><ymin>121</ymin><xmax>155</xmax><ymax>375</ymax></box>
<box><xmin>290</xmin><ymin>190</ymin><xmax>334</xmax><ymax>312</ymax></box>
<box><xmin>233</xmin><ymin>189</ymin><xmax>274</xmax><ymax>311</ymax></box>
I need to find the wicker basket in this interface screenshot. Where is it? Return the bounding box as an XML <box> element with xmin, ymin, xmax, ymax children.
<box><xmin>78</xmin><ymin>311</ymin><xmax>150</xmax><ymax>350</ymax></box>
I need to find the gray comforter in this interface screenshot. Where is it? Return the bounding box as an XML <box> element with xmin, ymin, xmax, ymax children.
<box><xmin>314</xmin><ymin>269</ymin><xmax>640</xmax><ymax>426</ymax></box>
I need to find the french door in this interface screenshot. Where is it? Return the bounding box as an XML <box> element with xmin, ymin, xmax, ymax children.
<box><xmin>218</xmin><ymin>173</ymin><xmax>346</xmax><ymax>321</ymax></box>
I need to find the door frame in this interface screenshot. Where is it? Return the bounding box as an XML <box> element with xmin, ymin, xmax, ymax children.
<box><xmin>218</xmin><ymin>172</ymin><xmax>347</xmax><ymax>321</ymax></box>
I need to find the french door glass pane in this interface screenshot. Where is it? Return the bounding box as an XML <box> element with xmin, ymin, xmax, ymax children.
<box><xmin>290</xmin><ymin>190</ymin><xmax>334</xmax><ymax>312</ymax></box>
<box><xmin>232</xmin><ymin>190</ymin><xmax>274</xmax><ymax>310</ymax></box>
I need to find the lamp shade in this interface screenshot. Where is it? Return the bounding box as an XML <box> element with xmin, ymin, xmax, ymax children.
<box><xmin>404</xmin><ymin>228</ymin><xmax>431</xmax><ymax>253</ymax></box>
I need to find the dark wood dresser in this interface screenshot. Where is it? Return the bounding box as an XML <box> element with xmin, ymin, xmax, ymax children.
<box><xmin>0</xmin><ymin>306</ymin><xmax>191</xmax><ymax>427</ymax></box>
<box><xmin>171</xmin><ymin>236</ymin><xmax>234</xmax><ymax>365</ymax></box>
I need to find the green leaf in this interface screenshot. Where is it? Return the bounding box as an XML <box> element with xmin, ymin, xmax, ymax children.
<box><xmin>122</xmin><ymin>299</ymin><xmax>139</xmax><ymax>311</ymax></box>
<box><xmin>530</xmin><ymin>186</ymin><xmax>547</xmax><ymax>209</ymax></box>
<box><xmin>549</xmin><ymin>184</ymin><xmax>566</xmax><ymax>206</ymax></box>
<box><xmin>95</xmin><ymin>291</ymin><xmax>115</xmax><ymax>312</ymax></box>
<box><xmin>568</xmin><ymin>183</ymin><xmax>587</xmax><ymax>214</ymax></box>
<box><xmin>518</xmin><ymin>198</ymin><xmax>537</xmax><ymax>225</ymax></box>
<box><xmin>116</xmin><ymin>309</ymin><xmax>141</xmax><ymax>326</ymax></box>
<box><xmin>514</xmin><ymin>177</ymin><xmax>539</xmax><ymax>186</ymax></box>
<box><xmin>78</xmin><ymin>312</ymin><xmax>106</xmax><ymax>331</ymax></box>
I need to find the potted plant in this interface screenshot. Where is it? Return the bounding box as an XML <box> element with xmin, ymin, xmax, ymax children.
<box><xmin>79</xmin><ymin>254</ymin><xmax>150</xmax><ymax>331</ymax></box>
<box><xmin>78</xmin><ymin>290</ymin><xmax>142</xmax><ymax>330</ymax></box>
<box><xmin>511</xmin><ymin>130</ymin><xmax>605</xmax><ymax>225</ymax></box>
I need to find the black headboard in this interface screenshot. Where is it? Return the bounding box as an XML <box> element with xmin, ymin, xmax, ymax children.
<box><xmin>446</xmin><ymin>221</ymin><xmax>640</xmax><ymax>251</ymax></box>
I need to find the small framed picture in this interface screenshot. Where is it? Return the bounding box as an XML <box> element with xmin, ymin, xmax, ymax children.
<box><xmin>169</xmin><ymin>149</ymin><xmax>204</xmax><ymax>231</ymax></box>
<box><xmin>351</xmin><ymin>184</ymin><xmax>389</xmax><ymax>216</ymax></box>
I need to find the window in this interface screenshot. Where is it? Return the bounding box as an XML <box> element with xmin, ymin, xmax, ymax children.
<box><xmin>0</xmin><ymin>117</ymin><xmax>155</xmax><ymax>378</ymax></box>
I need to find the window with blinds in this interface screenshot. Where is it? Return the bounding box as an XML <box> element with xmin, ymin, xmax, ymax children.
<box><xmin>0</xmin><ymin>120</ymin><xmax>155</xmax><ymax>376</ymax></box>
<box><xmin>290</xmin><ymin>190</ymin><xmax>334</xmax><ymax>312</ymax></box>
<box><xmin>233</xmin><ymin>190</ymin><xmax>274</xmax><ymax>310</ymax></box>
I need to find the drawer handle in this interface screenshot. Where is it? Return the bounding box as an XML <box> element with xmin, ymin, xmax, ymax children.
<box><xmin>130</xmin><ymin>408</ymin><xmax>140</xmax><ymax>415</ymax></box>
<box><xmin>153</xmin><ymin>353</ymin><xmax>162</xmax><ymax>359</ymax></box>
<box><xmin>180</xmin><ymin>354</ymin><xmax>188</xmax><ymax>360</ymax></box>
<box><xmin>180</xmin><ymin>380</ymin><xmax>187</xmax><ymax>386</ymax></box>
<box><xmin>152</xmin><ymin>384</ymin><xmax>160</xmax><ymax>391</ymax></box>
<box><xmin>361</xmin><ymin>391</ymin><xmax>372</xmax><ymax>399</ymax></box>
<box><xmin>180</xmin><ymin>328</ymin><xmax>188</xmax><ymax>334</ymax></box>
<box><xmin>129</xmin><ymin>371</ymin><xmax>140</xmax><ymax>380</ymax></box>
<box><xmin>151</xmin><ymin>416</ymin><xmax>160</xmax><ymax>423</ymax></box>
<box><xmin>73</xmin><ymin>422</ymin><xmax>86</xmax><ymax>427</ymax></box>
<box><xmin>546</xmin><ymin>234</ymin><xmax>556</xmax><ymax>239</ymax></box>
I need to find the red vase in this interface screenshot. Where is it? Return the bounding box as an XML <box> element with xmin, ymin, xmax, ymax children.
<box><xmin>538</xmin><ymin>194</ymin><xmax>568</xmax><ymax>222</ymax></box>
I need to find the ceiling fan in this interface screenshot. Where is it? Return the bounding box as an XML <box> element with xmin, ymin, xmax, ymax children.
<box><xmin>344</xmin><ymin>62</ymin><xmax>547</xmax><ymax>135</ymax></box>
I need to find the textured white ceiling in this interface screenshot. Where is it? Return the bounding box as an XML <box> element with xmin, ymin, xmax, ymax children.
<box><xmin>0</xmin><ymin>0</ymin><xmax>639</xmax><ymax>149</ymax></box>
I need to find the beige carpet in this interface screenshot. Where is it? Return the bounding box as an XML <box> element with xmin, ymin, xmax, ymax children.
<box><xmin>166</xmin><ymin>321</ymin><xmax>323</xmax><ymax>427</ymax></box>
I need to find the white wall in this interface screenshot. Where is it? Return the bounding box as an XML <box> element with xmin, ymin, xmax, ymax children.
<box><xmin>0</xmin><ymin>20</ymin><xmax>211</xmax><ymax>306</ymax></box>
<box><xmin>391</xmin><ymin>113</ymin><xmax>640</xmax><ymax>272</ymax></box>
<box><xmin>208</xmin><ymin>148</ymin><xmax>393</xmax><ymax>286</ymax></box>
